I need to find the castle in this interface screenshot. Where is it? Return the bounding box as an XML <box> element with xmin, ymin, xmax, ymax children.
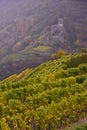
<box><xmin>48</xmin><ymin>18</ymin><xmax>64</xmax><ymax>43</ymax></box>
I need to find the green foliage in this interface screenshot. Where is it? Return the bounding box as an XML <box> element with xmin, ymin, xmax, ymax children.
<box><xmin>33</xmin><ymin>46</ymin><xmax>51</xmax><ymax>52</ymax></box>
<box><xmin>66</xmin><ymin>54</ymin><xmax>87</xmax><ymax>68</ymax></box>
<box><xmin>73</xmin><ymin>124</ymin><xmax>87</xmax><ymax>130</ymax></box>
<box><xmin>0</xmin><ymin>118</ymin><xmax>11</xmax><ymax>130</ymax></box>
<box><xmin>0</xmin><ymin>53</ymin><xmax>87</xmax><ymax>129</ymax></box>
<box><xmin>51</xmin><ymin>49</ymin><xmax>67</xmax><ymax>60</ymax></box>
<box><xmin>81</xmin><ymin>48</ymin><xmax>87</xmax><ymax>53</ymax></box>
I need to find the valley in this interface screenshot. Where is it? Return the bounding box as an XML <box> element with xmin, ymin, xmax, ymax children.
<box><xmin>0</xmin><ymin>0</ymin><xmax>87</xmax><ymax>79</ymax></box>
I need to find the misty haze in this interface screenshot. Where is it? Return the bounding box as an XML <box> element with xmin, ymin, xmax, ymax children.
<box><xmin>0</xmin><ymin>0</ymin><xmax>87</xmax><ymax>129</ymax></box>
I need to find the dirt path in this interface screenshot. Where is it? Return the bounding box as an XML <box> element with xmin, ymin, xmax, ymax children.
<box><xmin>59</xmin><ymin>117</ymin><xmax>87</xmax><ymax>130</ymax></box>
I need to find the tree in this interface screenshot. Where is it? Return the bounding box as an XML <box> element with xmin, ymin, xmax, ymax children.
<box><xmin>51</xmin><ymin>49</ymin><xmax>67</xmax><ymax>60</ymax></box>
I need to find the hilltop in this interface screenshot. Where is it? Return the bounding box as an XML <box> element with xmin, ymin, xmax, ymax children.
<box><xmin>0</xmin><ymin>52</ymin><xmax>87</xmax><ymax>129</ymax></box>
<box><xmin>0</xmin><ymin>0</ymin><xmax>87</xmax><ymax>79</ymax></box>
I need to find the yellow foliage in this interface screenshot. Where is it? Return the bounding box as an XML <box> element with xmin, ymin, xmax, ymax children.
<box><xmin>1</xmin><ymin>118</ymin><xmax>11</xmax><ymax>130</ymax></box>
<box><xmin>51</xmin><ymin>49</ymin><xmax>66</xmax><ymax>60</ymax></box>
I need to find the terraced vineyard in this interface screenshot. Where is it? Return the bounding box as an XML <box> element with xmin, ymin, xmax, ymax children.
<box><xmin>0</xmin><ymin>52</ymin><xmax>87</xmax><ymax>129</ymax></box>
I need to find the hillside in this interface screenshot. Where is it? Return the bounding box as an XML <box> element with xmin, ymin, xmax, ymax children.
<box><xmin>0</xmin><ymin>52</ymin><xmax>87</xmax><ymax>129</ymax></box>
<box><xmin>0</xmin><ymin>0</ymin><xmax>87</xmax><ymax>79</ymax></box>
<box><xmin>73</xmin><ymin>124</ymin><xmax>87</xmax><ymax>130</ymax></box>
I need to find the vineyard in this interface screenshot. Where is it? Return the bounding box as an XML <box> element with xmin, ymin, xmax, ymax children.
<box><xmin>0</xmin><ymin>52</ymin><xmax>87</xmax><ymax>129</ymax></box>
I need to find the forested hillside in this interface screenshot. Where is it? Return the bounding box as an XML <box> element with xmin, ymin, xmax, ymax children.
<box><xmin>0</xmin><ymin>52</ymin><xmax>87</xmax><ymax>129</ymax></box>
<box><xmin>0</xmin><ymin>0</ymin><xmax>87</xmax><ymax>79</ymax></box>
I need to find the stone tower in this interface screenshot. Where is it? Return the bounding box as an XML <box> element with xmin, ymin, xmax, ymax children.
<box><xmin>50</xmin><ymin>18</ymin><xmax>64</xmax><ymax>42</ymax></box>
<box><xmin>58</xmin><ymin>18</ymin><xmax>63</xmax><ymax>29</ymax></box>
